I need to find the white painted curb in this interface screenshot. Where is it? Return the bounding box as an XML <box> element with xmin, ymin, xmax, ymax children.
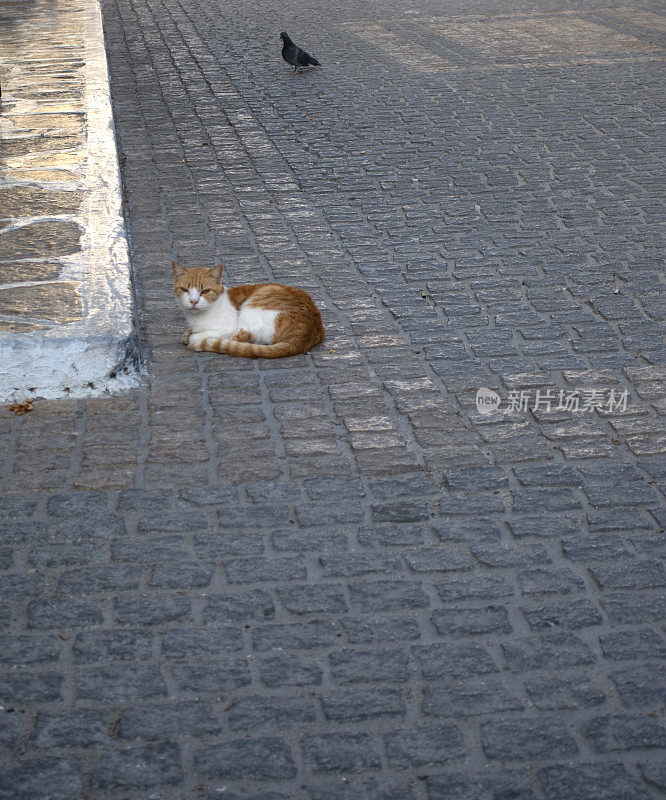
<box><xmin>0</xmin><ymin>0</ymin><xmax>141</xmax><ymax>403</ymax></box>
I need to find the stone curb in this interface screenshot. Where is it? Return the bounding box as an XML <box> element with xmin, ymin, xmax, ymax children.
<box><xmin>0</xmin><ymin>0</ymin><xmax>141</xmax><ymax>403</ymax></box>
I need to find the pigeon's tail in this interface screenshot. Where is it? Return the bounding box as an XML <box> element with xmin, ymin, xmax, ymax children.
<box><xmin>308</xmin><ymin>55</ymin><xmax>320</xmax><ymax>67</ymax></box>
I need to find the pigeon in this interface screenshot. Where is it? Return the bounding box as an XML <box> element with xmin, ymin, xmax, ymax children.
<box><xmin>280</xmin><ymin>32</ymin><xmax>320</xmax><ymax>72</ymax></box>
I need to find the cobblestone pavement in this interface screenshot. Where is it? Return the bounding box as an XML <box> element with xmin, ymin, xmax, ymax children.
<box><xmin>1</xmin><ymin>0</ymin><xmax>665</xmax><ymax>797</ymax></box>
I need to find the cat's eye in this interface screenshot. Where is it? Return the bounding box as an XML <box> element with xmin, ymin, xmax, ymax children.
<box><xmin>201</xmin><ymin>289</ymin><xmax>211</xmax><ymax>294</ymax></box>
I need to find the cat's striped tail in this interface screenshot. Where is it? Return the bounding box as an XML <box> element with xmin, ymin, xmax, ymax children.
<box><xmin>189</xmin><ymin>337</ymin><xmax>299</xmax><ymax>359</ymax></box>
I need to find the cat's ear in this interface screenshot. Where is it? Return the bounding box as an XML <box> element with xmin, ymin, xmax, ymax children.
<box><xmin>208</xmin><ymin>264</ymin><xmax>224</xmax><ymax>284</ymax></box>
<box><xmin>172</xmin><ymin>260</ymin><xmax>186</xmax><ymax>278</ymax></box>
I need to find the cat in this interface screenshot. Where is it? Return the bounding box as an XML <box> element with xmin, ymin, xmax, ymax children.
<box><xmin>173</xmin><ymin>261</ymin><xmax>325</xmax><ymax>359</ymax></box>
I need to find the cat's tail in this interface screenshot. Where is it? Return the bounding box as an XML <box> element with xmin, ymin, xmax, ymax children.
<box><xmin>190</xmin><ymin>337</ymin><xmax>301</xmax><ymax>359</ymax></box>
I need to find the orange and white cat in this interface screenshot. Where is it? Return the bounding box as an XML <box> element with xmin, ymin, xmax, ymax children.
<box><xmin>173</xmin><ymin>261</ymin><xmax>325</xmax><ymax>358</ymax></box>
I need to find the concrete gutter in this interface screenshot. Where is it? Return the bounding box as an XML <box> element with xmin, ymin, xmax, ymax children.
<box><xmin>0</xmin><ymin>0</ymin><xmax>141</xmax><ymax>403</ymax></box>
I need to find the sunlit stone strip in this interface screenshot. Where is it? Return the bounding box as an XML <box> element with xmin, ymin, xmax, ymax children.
<box><xmin>423</xmin><ymin>13</ymin><xmax>658</xmax><ymax>63</ymax></box>
<box><xmin>604</xmin><ymin>7</ymin><xmax>666</xmax><ymax>35</ymax></box>
<box><xmin>339</xmin><ymin>22</ymin><xmax>452</xmax><ymax>72</ymax></box>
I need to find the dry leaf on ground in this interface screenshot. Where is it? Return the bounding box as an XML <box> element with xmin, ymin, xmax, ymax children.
<box><xmin>9</xmin><ymin>399</ymin><xmax>34</xmax><ymax>415</ymax></box>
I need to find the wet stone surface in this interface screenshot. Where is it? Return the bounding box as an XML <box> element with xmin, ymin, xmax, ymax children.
<box><xmin>5</xmin><ymin>168</ymin><xmax>79</xmax><ymax>184</ymax></box>
<box><xmin>0</xmin><ymin>0</ymin><xmax>86</xmax><ymax>332</ymax></box>
<box><xmin>0</xmin><ymin>320</ymin><xmax>45</xmax><ymax>332</ymax></box>
<box><xmin>0</xmin><ymin>282</ymin><xmax>82</xmax><ymax>323</ymax></box>
<box><xmin>0</xmin><ymin>134</ymin><xmax>84</xmax><ymax>159</ymax></box>
<box><xmin>0</xmin><ymin>261</ymin><xmax>63</xmax><ymax>283</ymax></box>
<box><xmin>0</xmin><ymin>220</ymin><xmax>82</xmax><ymax>261</ymax></box>
<box><xmin>0</xmin><ymin>186</ymin><xmax>83</xmax><ymax>219</ymax></box>
<box><xmin>3</xmin><ymin>112</ymin><xmax>85</xmax><ymax>136</ymax></box>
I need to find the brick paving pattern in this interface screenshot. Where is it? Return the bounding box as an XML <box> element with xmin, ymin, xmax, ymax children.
<box><xmin>1</xmin><ymin>0</ymin><xmax>665</xmax><ymax>797</ymax></box>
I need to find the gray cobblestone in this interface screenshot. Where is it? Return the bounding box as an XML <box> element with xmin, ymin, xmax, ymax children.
<box><xmin>90</xmin><ymin>743</ymin><xmax>182</xmax><ymax>790</ymax></box>
<box><xmin>425</xmin><ymin>770</ymin><xmax>534</xmax><ymax>800</ymax></box>
<box><xmin>278</xmin><ymin>585</ymin><xmax>348</xmax><ymax>615</ymax></box>
<box><xmin>342</xmin><ymin>616</ymin><xmax>420</xmax><ymax>644</ymax></box>
<box><xmin>522</xmin><ymin>597</ymin><xmax>603</xmax><ymax>630</ymax></box>
<box><xmin>27</xmin><ymin>542</ymin><xmax>106</xmax><ymax>567</ymax></box>
<box><xmin>253</xmin><ymin>620</ymin><xmax>339</xmax><ymax>651</ymax></box>
<box><xmin>0</xmin><ymin>758</ymin><xmax>81</xmax><ymax>800</ymax></box>
<box><xmin>31</xmin><ymin>708</ymin><xmax>109</xmax><ymax>748</ymax></box>
<box><xmin>137</xmin><ymin>510</ymin><xmax>207</xmax><ymax>532</ymax></box>
<box><xmin>162</xmin><ymin>627</ymin><xmax>244</xmax><ymax>658</ymax></box>
<box><xmin>195</xmin><ymin>738</ymin><xmax>297</xmax><ymax>781</ymax></box>
<box><xmin>582</xmin><ymin>714</ymin><xmax>666</xmax><ymax>752</ymax></box>
<box><xmin>115</xmin><ymin>594</ymin><xmax>190</xmax><ymax>625</ymax></box>
<box><xmin>589</xmin><ymin>558</ymin><xmax>666</xmax><ymax>590</ymax></box>
<box><xmin>50</xmin><ymin>514</ymin><xmax>126</xmax><ymax>541</ymax></box>
<box><xmin>196</xmin><ymin>528</ymin><xmax>265</xmax><ymax>557</ymax></box>
<box><xmin>431</xmin><ymin>605</ymin><xmax>512</xmax><ymax>636</ymax></box>
<box><xmin>59</xmin><ymin>564</ymin><xmax>142</xmax><ymax>594</ymax></box>
<box><xmin>0</xmin><ymin>496</ymin><xmax>38</xmax><ymax>518</ymax></box>
<box><xmin>601</xmin><ymin>591</ymin><xmax>666</xmax><ymax>624</ymax></box>
<box><xmin>258</xmin><ymin>654</ymin><xmax>323</xmax><ymax>686</ymax></box>
<box><xmin>413</xmin><ymin>642</ymin><xmax>499</xmax><ymax>679</ymax></box>
<box><xmin>0</xmin><ymin>672</ymin><xmax>62</xmax><ymax>703</ymax></box>
<box><xmin>503</xmin><ymin>633</ymin><xmax>595</xmax><ymax>671</ymax></box>
<box><xmin>349</xmin><ymin>580</ymin><xmax>429</xmax><ymax>611</ymax></box>
<box><xmin>111</xmin><ymin>534</ymin><xmax>190</xmax><ymax>562</ymax></box>
<box><xmin>228</xmin><ymin>695</ymin><xmax>317</xmax><ymax>731</ymax></box>
<box><xmin>303</xmin><ymin>733</ymin><xmax>381</xmax><ymax>774</ymax></box>
<box><xmin>600</xmin><ymin>629</ymin><xmax>666</xmax><ymax>660</ymax></box>
<box><xmin>28</xmin><ymin>598</ymin><xmax>104</xmax><ymax>629</ymax></box>
<box><xmin>385</xmin><ymin>723</ymin><xmax>464</xmax><ymax>769</ymax></box>
<box><xmin>358</xmin><ymin>524</ymin><xmax>425</xmax><ymax>547</ymax></box>
<box><xmin>0</xmin><ymin>573</ymin><xmax>46</xmax><ymax>600</ymax></box>
<box><xmin>481</xmin><ymin>716</ymin><xmax>578</xmax><ymax>760</ymax></box>
<box><xmin>330</xmin><ymin>648</ymin><xmax>409</xmax><ymax>684</ymax></box>
<box><xmin>309</xmin><ymin>782</ymin><xmax>415</xmax><ymax>800</ymax></box>
<box><xmin>224</xmin><ymin>555</ymin><xmax>306</xmax><ymax>583</ymax></box>
<box><xmin>612</xmin><ymin>664</ymin><xmax>666</xmax><ymax>708</ymax></box>
<box><xmin>0</xmin><ymin>547</ymin><xmax>13</xmax><ymax>569</ymax></box>
<box><xmin>273</xmin><ymin>526</ymin><xmax>349</xmax><ymax>552</ymax></box>
<box><xmin>73</xmin><ymin>629</ymin><xmax>153</xmax><ymax>662</ymax></box>
<box><xmin>0</xmin><ymin>633</ymin><xmax>60</xmax><ymax>665</ymax></box>
<box><xmin>0</xmin><ymin>712</ymin><xmax>25</xmax><ymax>747</ymax></box>
<box><xmin>118</xmin><ymin>702</ymin><xmax>222</xmax><ymax>739</ymax></box>
<box><xmin>524</xmin><ymin>673</ymin><xmax>607</xmax><ymax>710</ymax></box>
<box><xmin>436</xmin><ymin>575</ymin><xmax>513</xmax><ymax>601</ymax></box>
<box><xmin>538</xmin><ymin>762</ymin><xmax>648</xmax><ymax>800</ymax></box>
<box><xmin>322</xmin><ymin>688</ymin><xmax>406</xmax><ymax>721</ymax></box>
<box><xmin>423</xmin><ymin>678</ymin><xmax>524</xmax><ymax>717</ymax></box>
<box><xmin>74</xmin><ymin>664</ymin><xmax>167</xmax><ymax>703</ymax></box>
<box><xmin>149</xmin><ymin>561</ymin><xmax>213</xmax><ymax>587</ymax></box>
<box><xmin>641</xmin><ymin>757</ymin><xmax>666</xmax><ymax>792</ymax></box>
<box><xmin>171</xmin><ymin>659</ymin><xmax>251</xmax><ymax>693</ymax></box>
<box><xmin>204</xmin><ymin>589</ymin><xmax>275</xmax><ymax>622</ymax></box>
<box><xmin>320</xmin><ymin>553</ymin><xmax>401</xmax><ymax>577</ymax></box>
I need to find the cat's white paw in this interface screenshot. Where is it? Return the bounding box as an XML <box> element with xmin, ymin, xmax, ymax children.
<box><xmin>188</xmin><ymin>333</ymin><xmax>209</xmax><ymax>350</ymax></box>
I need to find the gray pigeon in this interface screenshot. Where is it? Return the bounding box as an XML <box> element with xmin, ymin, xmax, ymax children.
<box><xmin>280</xmin><ymin>32</ymin><xmax>320</xmax><ymax>72</ymax></box>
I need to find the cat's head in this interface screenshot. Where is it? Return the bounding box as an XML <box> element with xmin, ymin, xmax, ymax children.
<box><xmin>173</xmin><ymin>261</ymin><xmax>224</xmax><ymax>312</ymax></box>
